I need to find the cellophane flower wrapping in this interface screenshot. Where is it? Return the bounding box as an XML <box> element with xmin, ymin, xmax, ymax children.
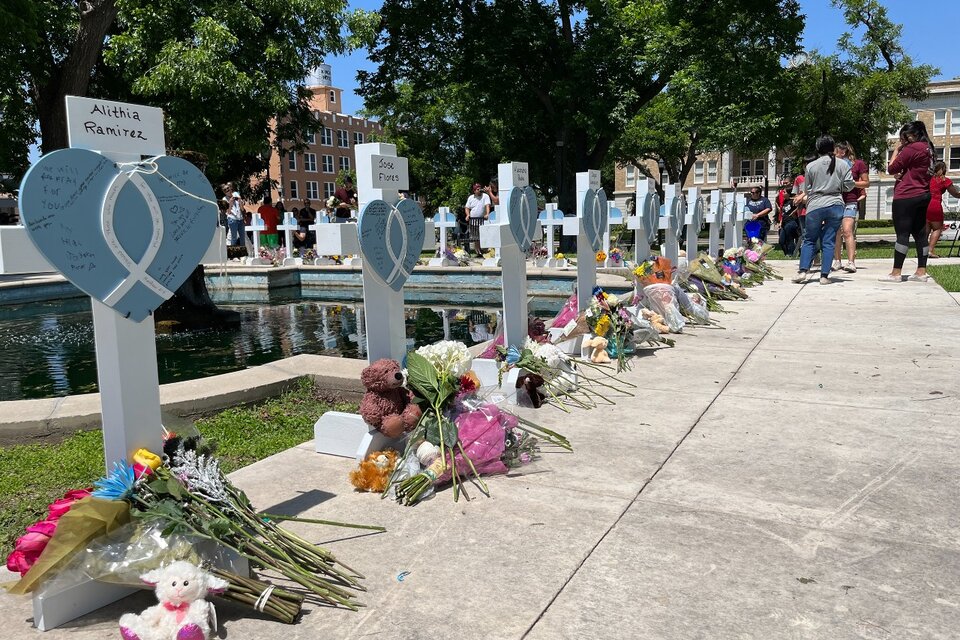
<box><xmin>673</xmin><ymin>284</ymin><xmax>710</xmax><ymax>324</ymax></box>
<box><xmin>642</xmin><ymin>284</ymin><xmax>686</xmax><ymax>333</ymax></box>
<box><xmin>436</xmin><ymin>404</ymin><xmax>512</xmax><ymax>484</ymax></box>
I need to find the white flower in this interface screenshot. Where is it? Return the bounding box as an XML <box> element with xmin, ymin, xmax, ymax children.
<box><xmin>415</xmin><ymin>340</ymin><xmax>472</xmax><ymax>377</ymax></box>
<box><xmin>169</xmin><ymin>448</ymin><xmax>231</xmax><ymax>506</ymax></box>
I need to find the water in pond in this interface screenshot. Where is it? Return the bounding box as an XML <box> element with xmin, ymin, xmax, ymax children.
<box><xmin>0</xmin><ymin>291</ymin><xmax>564</xmax><ymax>401</ymax></box>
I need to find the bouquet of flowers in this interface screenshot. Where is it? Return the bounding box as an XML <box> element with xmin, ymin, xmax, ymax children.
<box><xmin>741</xmin><ymin>239</ymin><xmax>781</xmax><ymax>281</ymax></box>
<box><xmin>533</xmin><ymin>246</ymin><xmax>549</xmax><ymax>260</ymax></box>
<box><xmin>326</xmin><ymin>196</ymin><xmax>342</xmax><ymax>210</ymax></box>
<box><xmin>585</xmin><ymin>286</ymin><xmax>635</xmax><ymax>372</ymax></box>
<box><xmin>595</xmin><ymin>250</ymin><xmax>607</xmax><ymax>264</ymax></box>
<box><xmin>259</xmin><ymin>246</ymin><xmax>284</xmax><ymax>266</ymax></box>
<box><xmin>609</xmin><ymin>248</ymin><xmax>623</xmax><ymax>264</ymax></box>
<box><xmin>385</xmin><ymin>341</ymin><xmax>572</xmax><ymax>505</ymax></box>
<box><xmin>554</xmin><ymin>252</ymin><xmax>565</xmax><ymax>260</ymax></box>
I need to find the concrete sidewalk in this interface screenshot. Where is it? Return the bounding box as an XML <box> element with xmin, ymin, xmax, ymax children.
<box><xmin>3</xmin><ymin>259</ymin><xmax>959</xmax><ymax>639</ymax></box>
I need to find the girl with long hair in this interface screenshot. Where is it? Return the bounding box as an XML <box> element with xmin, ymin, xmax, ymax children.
<box><xmin>831</xmin><ymin>141</ymin><xmax>869</xmax><ymax>273</ymax></box>
<box><xmin>926</xmin><ymin>161</ymin><xmax>960</xmax><ymax>258</ymax></box>
<box><xmin>882</xmin><ymin>120</ymin><xmax>934</xmax><ymax>281</ymax></box>
<box><xmin>791</xmin><ymin>135</ymin><xmax>854</xmax><ymax>284</ymax></box>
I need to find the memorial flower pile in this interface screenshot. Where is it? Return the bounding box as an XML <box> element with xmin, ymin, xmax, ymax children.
<box><xmin>585</xmin><ymin>286</ymin><xmax>636</xmax><ymax>372</ymax></box>
<box><xmin>386</xmin><ymin>341</ymin><xmax>572</xmax><ymax>505</ymax></box>
<box><xmin>6</xmin><ymin>435</ymin><xmax>372</xmax><ymax>615</ymax></box>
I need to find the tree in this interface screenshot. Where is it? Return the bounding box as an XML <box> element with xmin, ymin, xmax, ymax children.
<box><xmin>1</xmin><ymin>0</ymin><xmax>376</xmax><ymax>190</ymax></box>
<box><xmin>359</xmin><ymin>0</ymin><xmax>803</xmax><ymax>211</ymax></box>
<box><xmin>780</xmin><ymin>0</ymin><xmax>936</xmax><ymax>170</ymax></box>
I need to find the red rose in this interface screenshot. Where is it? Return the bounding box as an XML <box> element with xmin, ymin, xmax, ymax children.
<box><xmin>47</xmin><ymin>489</ymin><xmax>90</xmax><ymax>520</ymax></box>
<box><xmin>26</xmin><ymin>520</ymin><xmax>57</xmax><ymax>537</ymax></box>
<box><xmin>8</xmin><ymin>528</ymin><xmax>53</xmax><ymax>576</ymax></box>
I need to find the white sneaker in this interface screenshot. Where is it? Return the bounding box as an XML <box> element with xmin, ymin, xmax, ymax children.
<box><xmin>819</xmin><ymin>276</ymin><xmax>830</xmax><ymax>285</ymax></box>
<box><xmin>831</xmin><ymin>260</ymin><xmax>842</xmax><ymax>272</ymax></box>
<box><xmin>908</xmin><ymin>274</ymin><xmax>931</xmax><ymax>282</ymax></box>
<box><xmin>877</xmin><ymin>274</ymin><xmax>904</xmax><ymax>282</ymax></box>
<box><xmin>843</xmin><ymin>262</ymin><xmax>857</xmax><ymax>273</ymax></box>
<box><xmin>792</xmin><ymin>271</ymin><xmax>808</xmax><ymax>284</ymax></box>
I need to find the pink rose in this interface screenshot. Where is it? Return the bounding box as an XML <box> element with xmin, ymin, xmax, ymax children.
<box><xmin>6</xmin><ymin>550</ymin><xmax>30</xmax><ymax>575</ymax></box>
<box><xmin>26</xmin><ymin>520</ymin><xmax>57</xmax><ymax>537</ymax></box>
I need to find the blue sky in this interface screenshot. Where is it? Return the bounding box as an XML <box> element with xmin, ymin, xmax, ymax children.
<box><xmin>329</xmin><ymin>0</ymin><xmax>960</xmax><ymax>117</ymax></box>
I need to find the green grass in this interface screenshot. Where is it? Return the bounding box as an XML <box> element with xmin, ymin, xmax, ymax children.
<box><xmin>855</xmin><ymin>226</ymin><xmax>895</xmax><ymax>235</ymax></box>
<box><xmin>763</xmin><ymin>240</ymin><xmax>900</xmax><ymax>261</ymax></box>
<box><xmin>927</xmin><ymin>265</ymin><xmax>960</xmax><ymax>292</ymax></box>
<box><xmin>0</xmin><ymin>379</ymin><xmax>356</xmax><ymax>554</ymax></box>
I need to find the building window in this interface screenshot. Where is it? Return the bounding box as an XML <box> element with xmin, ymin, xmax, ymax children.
<box><xmin>306</xmin><ymin>131</ymin><xmax>316</xmax><ymax>145</ymax></box>
<box><xmin>303</xmin><ymin>153</ymin><xmax>317</xmax><ymax>172</ymax></box>
<box><xmin>935</xmin><ymin>147</ymin><xmax>945</xmax><ymax>162</ymax></box>
<box><xmin>337</xmin><ymin>130</ymin><xmax>349</xmax><ymax>148</ymax></box>
<box><xmin>693</xmin><ymin>161</ymin><xmax>704</xmax><ymax>184</ymax></box>
<box><xmin>288</xmin><ymin>181</ymin><xmax>299</xmax><ymax>199</ymax></box>
<box><xmin>885</xmin><ymin>186</ymin><xmax>894</xmax><ymax>215</ymax></box>
<box><xmin>329</xmin><ymin>90</ymin><xmax>336</xmax><ymax>103</ymax></box>
<box><xmin>321</xmin><ymin>127</ymin><xmax>333</xmax><ymax>146</ymax></box>
<box><xmin>287</xmin><ymin>152</ymin><xmax>297</xmax><ymax>171</ymax></box>
<box><xmin>754</xmin><ymin>159</ymin><xmax>765</xmax><ymax>176</ymax></box>
<box><xmin>306</xmin><ymin>181</ymin><xmax>319</xmax><ymax>200</ymax></box>
<box><xmin>354</xmin><ymin>131</ymin><xmax>365</xmax><ymax>146</ymax></box>
<box><xmin>625</xmin><ymin>164</ymin><xmax>636</xmax><ymax>188</ymax></box>
<box><xmin>952</xmin><ymin>109</ymin><xmax>960</xmax><ymax>135</ymax></box>
<box><xmin>657</xmin><ymin>160</ymin><xmax>669</xmax><ymax>185</ymax></box>
<box><xmin>324</xmin><ymin>182</ymin><xmax>336</xmax><ymax>199</ymax></box>
<box><xmin>707</xmin><ymin>160</ymin><xmax>718</xmax><ymax>183</ymax></box>
<box><xmin>782</xmin><ymin>158</ymin><xmax>793</xmax><ymax>177</ymax></box>
<box><xmin>951</xmin><ymin>147</ymin><xmax>960</xmax><ymax>172</ymax></box>
<box><xmin>740</xmin><ymin>159</ymin><xmax>751</xmax><ymax>177</ymax></box>
<box><xmin>339</xmin><ymin>156</ymin><xmax>351</xmax><ymax>172</ymax></box>
<box><xmin>322</xmin><ymin>155</ymin><xmax>334</xmax><ymax>173</ymax></box>
<box><xmin>934</xmin><ymin>110</ymin><xmax>946</xmax><ymax>136</ymax></box>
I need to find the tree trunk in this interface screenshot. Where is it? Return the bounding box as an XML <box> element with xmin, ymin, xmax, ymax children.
<box><xmin>154</xmin><ymin>266</ymin><xmax>241</xmax><ymax>333</ymax></box>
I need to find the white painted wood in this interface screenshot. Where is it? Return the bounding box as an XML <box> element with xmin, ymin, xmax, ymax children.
<box><xmin>660</xmin><ymin>183</ymin><xmax>681</xmax><ymax>266</ymax></box>
<box><xmin>200</xmin><ymin>226</ymin><xmax>227</xmax><ymax>264</ymax></box>
<box><xmin>602</xmin><ymin>202</ymin><xmax>624</xmax><ymax>267</ymax></box>
<box><xmin>684</xmin><ymin>186</ymin><xmax>703</xmax><ymax>261</ymax></box>
<box><xmin>706</xmin><ymin>189</ymin><xmax>722</xmax><ymax>258</ymax></box>
<box><xmin>629</xmin><ymin>178</ymin><xmax>658</xmax><ymax>262</ymax></box>
<box><xmin>244</xmin><ymin>213</ymin><xmax>270</xmax><ymax>265</ymax></box>
<box><xmin>313</xmin><ymin>411</ymin><xmax>406</xmax><ymax>461</ymax></box>
<box><xmin>723</xmin><ymin>190</ymin><xmax>738</xmax><ymax>250</ymax></box>
<box><xmin>0</xmin><ymin>226</ymin><xmax>55</xmax><ymax>273</ymax></box>
<box><xmin>314</xmin><ymin>221</ymin><xmax>360</xmax><ymax>256</ymax></box>
<box><xmin>428</xmin><ymin>207</ymin><xmax>457</xmax><ymax>266</ymax></box>
<box><xmin>278</xmin><ymin>212</ymin><xmax>300</xmax><ymax>265</ymax></box>
<box><xmin>734</xmin><ymin>193</ymin><xmax>746</xmax><ymax>244</ymax></box>
<box><xmin>537</xmin><ymin>204</ymin><xmax>567</xmax><ymax>267</ymax></box>
<box><xmin>573</xmin><ymin>171</ymin><xmax>601</xmax><ymax>311</ymax></box>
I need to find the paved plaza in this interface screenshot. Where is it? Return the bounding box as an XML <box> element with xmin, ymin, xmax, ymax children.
<box><xmin>2</xmin><ymin>258</ymin><xmax>959</xmax><ymax>639</ymax></box>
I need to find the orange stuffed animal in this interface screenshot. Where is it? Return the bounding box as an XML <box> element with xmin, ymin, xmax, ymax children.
<box><xmin>349</xmin><ymin>450</ymin><xmax>400</xmax><ymax>493</ymax></box>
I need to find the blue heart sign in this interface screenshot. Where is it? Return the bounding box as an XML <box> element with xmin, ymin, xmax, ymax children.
<box><xmin>640</xmin><ymin>190</ymin><xmax>660</xmax><ymax>245</ymax></box>
<box><xmin>506</xmin><ymin>186</ymin><xmax>539</xmax><ymax>252</ymax></box>
<box><xmin>19</xmin><ymin>148</ymin><xmax>217</xmax><ymax>322</ymax></box>
<box><xmin>580</xmin><ymin>188</ymin><xmax>608</xmax><ymax>252</ymax></box>
<box><xmin>358</xmin><ymin>197</ymin><xmax>425</xmax><ymax>291</ymax></box>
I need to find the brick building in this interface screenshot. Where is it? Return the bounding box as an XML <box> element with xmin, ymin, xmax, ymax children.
<box><xmin>267</xmin><ymin>66</ymin><xmax>383</xmax><ymax>210</ymax></box>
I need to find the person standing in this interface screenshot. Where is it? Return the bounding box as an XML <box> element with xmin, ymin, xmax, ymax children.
<box><xmin>881</xmin><ymin>121</ymin><xmax>935</xmax><ymax>282</ymax></box>
<box><xmin>745</xmin><ymin>186</ymin><xmax>772</xmax><ymax>242</ymax></box>
<box><xmin>226</xmin><ymin>190</ymin><xmax>245</xmax><ymax>247</ymax></box>
<box><xmin>257</xmin><ymin>196</ymin><xmax>280</xmax><ymax>249</ymax></box>
<box><xmin>334</xmin><ymin>176</ymin><xmax>357</xmax><ymax>223</ymax></box>
<box><xmin>831</xmin><ymin>142</ymin><xmax>869</xmax><ymax>273</ymax></box>
<box><xmin>777</xmin><ymin>175</ymin><xmax>801</xmax><ymax>256</ymax></box>
<box><xmin>926</xmin><ymin>161</ymin><xmax>960</xmax><ymax>259</ymax></box>
<box><xmin>792</xmin><ymin>136</ymin><xmax>854</xmax><ymax>285</ymax></box>
<box><xmin>464</xmin><ymin>183</ymin><xmax>491</xmax><ymax>256</ymax></box>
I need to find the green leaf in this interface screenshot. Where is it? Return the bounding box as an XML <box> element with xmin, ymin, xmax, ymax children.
<box><xmin>166</xmin><ymin>478</ymin><xmax>183</xmax><ymax>500</ymax></box>
<box><xmin>425</xmin><ymin>415</ymin><xmax>458</xmax><ymax>449</ymax></box>
<box><xmin>405</xmin><ymin>351</ymin><xmax>440</xmax><ymax>404</ymax></box>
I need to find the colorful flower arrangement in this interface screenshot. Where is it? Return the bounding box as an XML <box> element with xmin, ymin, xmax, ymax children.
<box><xmin>585</xmin><ymin>286</ymin><xmax>634</xmax><ymax>371</ymax></box>
<box><xmin>6</xmin><ymin>434</ymin><xmax>374</xmax><ymax>617</ymax></box>
<box><xmin>609</xmin><ymin>247</ymin><xmax>623</xmax><ymax>264</ymax></box>
<box><xmin>383</xmin><ymin>341</ymin><xmax>572</xmax><ymax>505</ymax></box>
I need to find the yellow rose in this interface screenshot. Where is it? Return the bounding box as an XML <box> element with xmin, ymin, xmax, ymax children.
<box><xmin>132</xmin><ymin>448</ymin><xmax>162</xmax><ymax>471</ymax></box>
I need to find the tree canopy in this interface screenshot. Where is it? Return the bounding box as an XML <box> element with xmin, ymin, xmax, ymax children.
<box><xmin>779</xmin><ymin>0</ymin><xmax>936</xmax><ymax>171</ymax></box>
<box><xmin>359</xmin><ymin>0</ymin><xmax>803</xmax><ymax>210</ymax></box>
<box><xmin>0</xmin><ymin>0</ymin><xmax>376</xmax><ymax>192</ymax></box>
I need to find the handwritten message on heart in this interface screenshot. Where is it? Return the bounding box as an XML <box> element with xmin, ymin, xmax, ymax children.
<box><xmin>18</xmin><ymin>148</ymin><xmax>217</xmax><ymax>322</ymax></box>
<box><xmin>640</xmin><ymin>191</ymin><xmax>660</xmax><ymax>244</ymax></box>
<box><xmin>358</xmin><ymin>198</ymin><xmax>425</xmax><ymax>291</ymax></box>
<box><xmin>506</xmin><ymin>186</ymin><xmax>539</xmax><ymax>252</ymax></box>
<box><xmin>580</xmin><ymin>188</ymin><xmax>608</xmax><ymax>252</ymax></box>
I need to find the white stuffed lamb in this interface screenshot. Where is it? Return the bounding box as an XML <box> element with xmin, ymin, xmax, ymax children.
<box><xmin>119</xmin><ymin>561</ymin><xmax>228</xmax><ymax>640</ymax></box>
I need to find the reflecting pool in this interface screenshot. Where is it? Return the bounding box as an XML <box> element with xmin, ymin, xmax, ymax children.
<box><xmin>0</xmin><ymin>292</ymin><xmax>564</xmax><ymax>401</ymax></box>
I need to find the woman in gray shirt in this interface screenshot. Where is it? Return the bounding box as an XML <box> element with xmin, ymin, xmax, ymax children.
<box><xmin>792</xmin><ymin>136</ymin><xmax>854</xmax><ymax>285</ymax></box>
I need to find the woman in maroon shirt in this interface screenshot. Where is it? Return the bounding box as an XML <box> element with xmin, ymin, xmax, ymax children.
<box><xmin>882</xmin><ymin>121</ymin><xmax>934</xmax><ymax>282</ymax></box>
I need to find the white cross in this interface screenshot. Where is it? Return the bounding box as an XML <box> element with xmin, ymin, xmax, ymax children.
<box><xmin>277</xmin><ymin>212</ymin><xmax>300</xmax><ymax>264</ymax></box>
<box><xmin>705</xmin><ymin>189</ymin><xmax>723</xmax><ymax>257</ymax></box>
<box><xmin>561</xmin><ymin>170</ymin><xmax>603</xmax><ymax>311</ymax></box>
<box><xmin>602</xmin><ymin>202</ymin><xmax>623</xmax><ymax>267</ymax></box>
<box><xmin>245</xmin><ymin>212</ymin><xmax>269</xmax><ymax>265</ymax></box>
<box><xmin>684</xmin><ymin>186</ymin><xmax>704</xmax><ymax>261</ymax></box>
<box><xmin>428</xmin><ymin>206</ymin><xmax>457</xmax><ymax>266</ymax></box>
<box><xmin>628</xmin><ymin>178</ymin><xmax>659</xmax><ymax>262</ymax></box>
<box><xmin>733</xmin><ymin>193</ymin><xmax>747</xmax><ymax>245</ymax></box>
<box><xmin>539</xmin><ymin>203</ymin><xmax>563</xmax><ymax>260</ymax></box>
<box><xmin>660</xmin><ymin>183</ymin><xmax>682</xmax><ymax>266</ymax></box>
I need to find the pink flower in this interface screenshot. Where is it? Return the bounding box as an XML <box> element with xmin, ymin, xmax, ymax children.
<box><xmin>47</xmin><ymin>488</ymin><xmax>90</xmax><ymax>520</ymax></box>
<box><xmin>7</xmin><ymin>526</ymin><xmax>55</xmax><ymax>576</ymax></box>
<box><xmin>26</xmin><ymin>520</ymin><xmax>57</xmax><ymax>537</ymax></box>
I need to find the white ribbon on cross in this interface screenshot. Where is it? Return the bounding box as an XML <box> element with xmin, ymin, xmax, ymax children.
<box><xmin>384</xmin><ymin>201</ymin><xmax>411</xmax><ymax>285</ymax></box>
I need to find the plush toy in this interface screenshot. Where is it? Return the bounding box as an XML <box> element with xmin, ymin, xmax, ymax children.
<box><xmin>359</xmin><ymin>358</ymin><xmax>422</xmax><ymax>438</ymax></box>
<box><xmin>119</xmin><ymin>561</ymin><xmax>228</xmax><ymax>640</ymax></box>
<box><xmin>641</xmin><ymin>308</ymin><xmax>671</xmax><ymax>334</ymax></box>
<box><xmin>349</xmin><ymin>449</ymin><xmax>399</xmax><ymax>492</ymax></box>
<box><xmin>582</xmin><ymin>335</ymin><xmax>611</xmax><ymax>364</ymax></box>
<box><xmin>515</xmin><ymin>372</ymin><xmax>546</xmax><ymax>408</ymax></box>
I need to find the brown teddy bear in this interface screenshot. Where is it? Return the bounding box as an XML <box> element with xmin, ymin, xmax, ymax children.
<box><xmin>359</xmin><ymin>358</ymin><xmax>422</xmax><ymax>438</ymax></box>
<box><xmin>349</xmin><ymin>450</ymin><xmax>399</xmax><ymax>492</ymax></box>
